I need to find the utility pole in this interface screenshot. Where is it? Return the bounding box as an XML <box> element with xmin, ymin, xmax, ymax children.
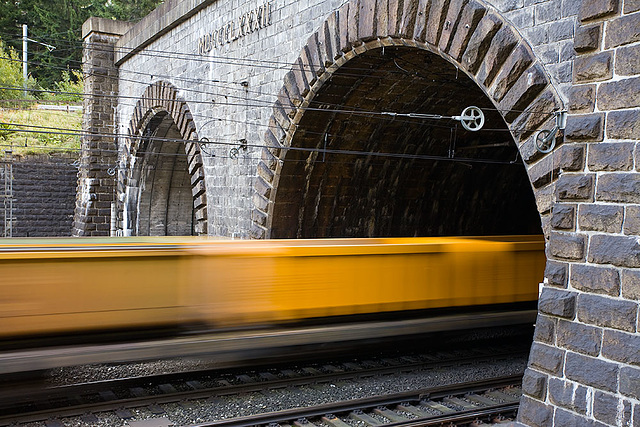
<box><xmin>22</xmin><ymin>24</ymin><xmax>27</xmax><ymax>98</ymax></box>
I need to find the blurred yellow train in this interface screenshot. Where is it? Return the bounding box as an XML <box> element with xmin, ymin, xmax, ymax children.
<box><xmin>0</xmin><ymin>235</ymin><xmax>545</xmax><ymax>339</ymax></box>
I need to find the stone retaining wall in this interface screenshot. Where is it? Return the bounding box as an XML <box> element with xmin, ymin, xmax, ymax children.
<box><xmin>519</xmin><ymin>1</ymin><xmax>640</xmax><ymax>426</ymax></box>
<box><xmin>6</xmin><ymin>154</ymin><xmax>78</xmax><ymax>237</ymax></box>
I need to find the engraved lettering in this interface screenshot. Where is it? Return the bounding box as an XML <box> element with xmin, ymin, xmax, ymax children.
<box><xmin>257</xmin><ymin>6</ymin><xmax>264</xmax><ymax>29</ymax></box>
<box><xmin>196</xmin><ymin>2</ymin><xmax>273</xmax><ymax>53</ymax></box>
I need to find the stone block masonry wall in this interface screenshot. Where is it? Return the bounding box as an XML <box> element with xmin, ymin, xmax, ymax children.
<box><xmin>113</xmin><ymin>0</ymin><xmax>579</xmax><ymax>238</ymax></box>
<box><xmin>10</xmin><ymin>154</ymin><xmax>78</xmax><ymax>237</ymax></box>
<box><xmin>519</xmin><ymin>0</ymin><xmax>640</xmax><ymax>426</ymax></box>
<box><xmin>493</xmin><ymin>0</ymin><xmax>581</xmax><ymax>97</ymax></box>
<box><xmin>73</xmin><ymin>18</ymin><xmax>132</xmax><ymax>236</ymax></box>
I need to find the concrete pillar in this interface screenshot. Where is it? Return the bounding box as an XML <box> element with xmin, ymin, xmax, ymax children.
<box><xmin>72</xmin><ymin>17</ymin><xmax>132</xmax><ymax>236</ymax></box>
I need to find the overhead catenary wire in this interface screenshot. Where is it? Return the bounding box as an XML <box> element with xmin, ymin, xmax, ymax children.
<box><xmin>0</xmin><ymin>52</ymin><xmax>487</xmax><ymax>118</ymax></box>
<box><xmin>0</xmin><ymin>39</ymin><xmax>558</xmax><ymax>119</ymax></box>
<box><xmin>0</xmin><ymin>84</ymin><xmax>551</xmax><ymax>137</ymax></box>
<box><xmin>0</xmin><ymin>122</ymin><xmax>523</xmax><ymax>166</ymax></box>
<box><xmin>0</xmin><ymin>27</ymin><xmax>557</xmax><ymax>157</ymax></box>
<box><xmin>0</xmin><ymin>43</ymin><xmax>559</xmax><ymax>132</ymax></box>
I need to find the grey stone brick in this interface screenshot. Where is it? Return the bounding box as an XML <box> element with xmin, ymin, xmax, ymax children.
<box><xmin>529</xmin><ymin>342</ymin><xmax>565</xmax><ymax>375</ymax></box>
<box><xmin>535</xmin><ymin>182</ymin><xmax>555</xmax><ymax>215</ymax></box>
<box><xmin>620</xmin><ymin>366</ymin><xmax>640</xmax><ymax>399</ymax></box>
<box><xmin>562</xmin><ymin>0</ymin><xmax>582</xmax><ymax>17</ymax></box>
<box><xmin>596</xmin><ymin>173</ymin><xmax>640</xmax><ymax>203</ymax></box>
<box><xmin>573</xmin><ymin>51</ymin><xmax>613</xmax><ymax>83</ymax></box>
<box><xmin>574</xmin><ymin>23</ymin><xmax>601</xmax><ymax>52</ymax></box>
<box><xmin>548</xmin><ymin>232</ymin><xmax>586</xmax><ymax>261</ymax></box>
<box><xmin>522</xmin><ymin>368</ymin><xmax>547</xmax><ymax>399</ymax></box>
<box><xmin>621</xmin><ymin>268</ymin><xmax>640</xmax><ymax>299</ymax></box>
<box><xmin>538</xmin><ymin>286</ymin><xmax>577</xmax><ymax>318</ymax></box>
<box><xmin>578</xmin><ymin>293</ymin><xmax>638</xmax><ymax>332</ymax></box>
<box><xmin>555</xmin><ymin>143</ymin><xmax>585</xmax><ymax>172</ymax></box>
<box><xmin>529</xmin><ymin>154</ymin><xmax>554</xmax><ymax>188</ymax></box>
<box><xmin>550</xmin><ymin>204</ymin><xmax>575</xmax><ymax>230</ymax></box>
<box><xmin>550</xmin><ymin>60</ymin><xmax>573</xmax><ymax>83</ymax></box>
<box><xmin>556</xmin><ymin>174</ymin><xmax>594</xmax><ymax>202</ymax></box>
<box><xmin>587</xmin><ymin>142</ymin><xmax>634</xmax><ymax>171</ymax></box>
<box><xmin>548</xmin><ymin>19</ymin><xmax>574</xmax><ymax>42</ymax></box>
<box><xmin>548</xmin><ymin>377</ymin><xmax>589</xmax><ymax>414</ymax></box>
<box><xmin>553</xmin><ymin>408</ymin><xmax>607</xmax><ymax>427</ymax></box>
<box><xmin>536</xmin><ymin>1</ymin><xmax>562</xmax><ymax>24</ymax></box>
<box><xmin>565</xmin><ymin>113</ymin><xmax>604</xmax><ymax>141</ymax></box>
<box><xmin>593</xmin><ymin>391</ymin><xmax>632</xmax><ymax>426</ymax></box>
<box><xmin>518</xmin><ymin>395</ymin><xmax>553</xmax><ymax>427</ymax></box>
<box><xmin>604</xmin><ymin>11</ymin><xmax>640</xmax><ymax>48</ymax></box>
<box><xmin>624</xmin><ymin>205</ymin><xmax>640</xmax><ymax>235</ymax></box>
<box><xmin>589</xmin><ymin>234</ymin><xmax>640</xmax><ymax>268</ymax></box>
<box><xmin>557</xmin><ymin>319</ymin><xmax>602</xmax><ymax>356</ymax></box>
<box><xmin>607</xmin><ymin>109</ymin><xmax>640</xmax><ymax>140</ymax></box>
<box><xmin>545</xmin><ymin>260</ymin><xmax>568</xmax><ymax>287</ymax></box>
<box><xmin>523</xmin><ymin>25</ymin><xmax>549</xmax><ymax>46</ymax></box>
<box><xmin>579</xmin><ymin>0</ymin><xmax>619</xmax><ymax>22</ymax></box>
<box><xmin>492</xmin><ymin>0</ymin><xmax>523</xmax><ymax>13</ymax></box>
<box><xmin>565</xmin><ymin>351</ymin><xmax>619</xmax><ymax>392</ymax></box>
<box><xmin>571</xmin><ymin>263</ymin><xmax>620</xmax><ymax>297</ymax></box>
<box><xmin>568</xmin><ymin>85</ymin><xmax>595</xmax><ymax>113</ymax></box>
<box><xmin>616</xmin><ymin>44</ymin><xmax>640</xmax><ymax>76</ymax></box>
<box><xmin>578</xmin><ymin>204</ymin><xmax>623</xmax><ymax>233</ymax></box>
<box><xmin>602</xmin><ymin>329</ymin><xmax>640</xmax><ymax>365</ymax></box>
<box><xmin>560</xmin><ymin>41</ymin><xmax>576</xmax><ymax>61</ymax></box>
<box><xmin>597</xmin><ymin>77</ymin><xmax>640</xmax><ymax>110</ymax></box>
<box><xmin>534</xmin><ymin>313</ymin><xmax>557</xmax><ymax>344</ymax></box>
<box><xmin>505</xmin><ymin>7</ymin><xmax>535</xmax><ymax>28</ymax></box>
<box><xmin>624</xmin><ymin>0</ymin><xmax>640</xmax><ymax>13</ymax></box>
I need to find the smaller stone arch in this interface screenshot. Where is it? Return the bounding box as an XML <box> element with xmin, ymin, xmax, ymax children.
<box><xmin>252</xmin><ymin>0</ymin><xmax>567</xmax><ymax>239</ymax></box>
<box><xmin>118</xmin><ymin>80</ymin><xmax>208</xmax><ymax>235</ymax></box>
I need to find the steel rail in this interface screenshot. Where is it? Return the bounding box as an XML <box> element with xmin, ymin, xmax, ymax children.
<box><xmin>185</xmin><ymin>375</ymin><xmax>523</xmax><ymax>427</ymax></box>
<box><xmin>0</xmin><ymin>347</ymin><xmax>528</xmax><ymax>424</ymax></box>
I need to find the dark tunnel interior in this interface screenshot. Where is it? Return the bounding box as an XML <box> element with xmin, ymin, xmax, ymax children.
<box><xmin>271</xmin><ymin>46</ymin><xmax>541</xmax><ymax>239</ymax></box>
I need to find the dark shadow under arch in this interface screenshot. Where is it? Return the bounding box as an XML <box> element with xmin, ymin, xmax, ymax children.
<box><xmin>119</xmin><ymin>81</ymin><xmax>208</xmax><ymax>236</ymax></box>
<box><xmin>252</xmin><ymin>0</ymin><xmax>564</xmax><ymax>239</ymax></box>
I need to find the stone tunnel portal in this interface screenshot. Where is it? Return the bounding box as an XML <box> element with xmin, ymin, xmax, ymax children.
<box><xmin>127</xmin><ymin>111</ymin><xmax>195</xmax><ymax>236</ymax></box>
<box><xmin>271</xmin><ymin>46</ymin><xmax>541</xmax><ymax>239</ymax></box>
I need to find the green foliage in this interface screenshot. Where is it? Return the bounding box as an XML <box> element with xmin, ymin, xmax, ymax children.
<box><xmin>39</xmin><ymin>69</ymin><xmax>84</xmax><ymax>102</ymax></box>
<box><xmin>0</xmin><ymin>122</ymin><xmax>14</xmax><ymax>141</ymax></box>
<box><xmin>0</xmin><ymin>0</ymin><xmax>164</xmax><ymax>86</ymax></box>
<box><xmin>0</xmin><ymin>108</ymin><xmax>82</xmax><ymax>154</ymax></box>
<box><xmin>0</xmin><ymin>38</ymin><xmax>24</xmax><ymax>102</ymax></box>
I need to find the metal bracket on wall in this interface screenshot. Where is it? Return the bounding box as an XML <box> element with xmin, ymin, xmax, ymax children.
<box><xmin>230</xmin><ymin>139</ymin><xmax>248</xmax><ymax>159</ymax></box>
<box><xmin>534</xmin><ymin>110</ymin><xmax>568</xmax><ymax>154</ymax></box>
<box><xmin>198</xmin><ymin>137</ymin><xmax>216</xmax><ymax>157</ymax></box>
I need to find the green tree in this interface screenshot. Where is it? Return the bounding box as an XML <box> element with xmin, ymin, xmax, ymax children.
<box><xmin>0</xmin><ymin>0</ymin><xmax>164</xmax><ymax>87</ymax></box>
<box><xmin>0</xmin><ymin>38</ymin><xmax>24</xmax><ymax>101</ymax></box>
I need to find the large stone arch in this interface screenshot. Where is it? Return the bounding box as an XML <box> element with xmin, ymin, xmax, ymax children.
<box><xmin>252</xmin><ymin>0</ymin><xmax>567</xmax><ymax>239</ymax></box>
<box><xmin>118</xmin><ymin>80</ymin><xmax>208</xmax><ymax>236</ymax></box>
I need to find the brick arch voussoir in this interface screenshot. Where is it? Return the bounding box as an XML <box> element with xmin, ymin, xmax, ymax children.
<box><xmin>124</xmin><ymin>80</ymin><xmax>208</xmax><ymax>235</ymax></box>
<box><xmin>253</xmin><ymin>0</ymin><xmax>565</xmax><ymax>239</ymax></box>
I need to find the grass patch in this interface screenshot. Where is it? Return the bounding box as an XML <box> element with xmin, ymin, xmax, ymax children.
<box><xmin>0</xmin><ymin>106</ymin><xmax>82</xmax><ymax>156</ymax></box>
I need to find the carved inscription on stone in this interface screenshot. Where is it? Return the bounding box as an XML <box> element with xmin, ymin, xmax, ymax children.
<box><xmin>197</xmin><ymin>2</ymin><xmax>273</xmax><ymax>54</ymax></box>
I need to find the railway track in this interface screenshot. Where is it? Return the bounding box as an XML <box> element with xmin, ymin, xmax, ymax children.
<box><xmin>188</xmin><ymin>376</ymin><xmax>522</xmax><ymax>427</ymax></box>
<box><xmin>0</xmin><ymin>343</ymin><xmax>528</xmax><ymax>426</ymax></box>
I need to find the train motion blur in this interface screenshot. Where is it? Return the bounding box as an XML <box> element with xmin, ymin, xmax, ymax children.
<box><xmin>0</xmin><ymin>235</ymin><xmax>545</xmax><ymax>373</ymax></box>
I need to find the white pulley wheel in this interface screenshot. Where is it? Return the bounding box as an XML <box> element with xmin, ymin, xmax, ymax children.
<box><xmin>459</xmin><ymin>106</ymin><xmax>484</xmax><ymax>131</ymax></box>
<box><xmin>534</xmin><ymin>129</ymin><xmax>555</xmax><ymax>153</ymax></box>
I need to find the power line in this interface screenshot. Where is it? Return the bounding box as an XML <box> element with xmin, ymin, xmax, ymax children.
<box><xmin>0</xmin><ymin>122</ymin><xmax>522</xmax><ymax>166</ymax></box>
<box><xmin>0</xmin><ymin>50</ymin><xmax>557</xmax><ymax>121</ymax></box>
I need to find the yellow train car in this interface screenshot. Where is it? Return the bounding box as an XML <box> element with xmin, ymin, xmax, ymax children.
<box><xmin>0</xmin><ymin>235</ymin><xmax>545</xmax><ymax>339</ymax></box>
